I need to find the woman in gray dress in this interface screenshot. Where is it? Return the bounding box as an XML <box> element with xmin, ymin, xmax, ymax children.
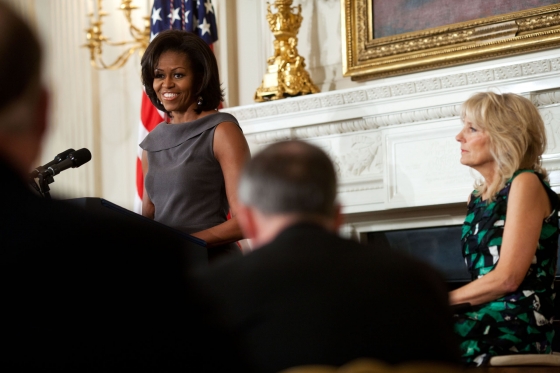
<box><xmin>140</xmin><ymin>30</ymin><xmax>250</xmax><ymax>262</ymax></box>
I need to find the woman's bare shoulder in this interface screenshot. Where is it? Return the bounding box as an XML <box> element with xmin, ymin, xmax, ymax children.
<box><xmin>215</xmin><ymin>120</ymin><xmax>242</xmax><ymax>133</ymax></box>
<box><xmin>214</xmin><ymin>121</ymin><xmax>245</xmax><ymax>145</ymax></box>
<box><xmin>510</xmin><ymin>171</ymin><xmax>542</xmax><ymax>191</ymax></box>
<box><xmin>213</xmin><ymin>121</ymin><xmax>250</xmax><ymax>159</ymax></box>
<box><xmin>509</xmin><ymin>171</ymin><xmax>549</xmax><ymax>217</ymax></box>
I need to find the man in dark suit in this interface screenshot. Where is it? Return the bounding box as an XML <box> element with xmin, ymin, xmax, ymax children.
<box><xmin>0</xmin><ymin>3</ymin><xmax>201</xmax><ymax>370</ymax></box>
<box><xmin>192</xmin><ymin>140</ymin><xmax>461</xmax><ymax>373</ymax></box>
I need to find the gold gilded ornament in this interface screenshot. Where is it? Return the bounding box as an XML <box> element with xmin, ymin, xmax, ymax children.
<box><xmin>83</xmin><ymin>0</ymin><xmax>150</xmax><ymax>70</ymax></box>
<box><xmin>255</xmin><ymin>0</ymin><xmax>320</xmax><ymax>102</ymax></box>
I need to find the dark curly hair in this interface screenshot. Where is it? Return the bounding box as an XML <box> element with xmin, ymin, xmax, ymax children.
<box><xmin>141</xmin><ymin>30</ymin><xmax>223</xmax><ymax>115</ymax></box>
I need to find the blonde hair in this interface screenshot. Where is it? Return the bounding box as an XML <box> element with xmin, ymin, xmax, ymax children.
<box><xmin>461</xmin><ymin>92</ymin><xmax>548</xmax><ymax>200</ymax></box>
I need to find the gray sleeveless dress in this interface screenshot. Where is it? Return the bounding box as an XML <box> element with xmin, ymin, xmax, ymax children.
<box><xmin>140</xmin><ymin>112</ymin><xmax>242</xmax><ymax>261</ymax></box>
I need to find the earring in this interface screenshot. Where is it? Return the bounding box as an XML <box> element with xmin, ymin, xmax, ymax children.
<box><xmin>197</xmin><ymin>96</ymin><xmax>203</xmax><ymax>107</ymax></box>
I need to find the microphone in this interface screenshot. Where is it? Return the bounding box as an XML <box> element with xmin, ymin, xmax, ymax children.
<box><xmin>30</xmin><ymin>148</ymin><xmax>75</xmax><ymax>178</ymax></box>
<box><xmin>39</xmin><ymin>148</ymin><xmax>92</xmax><ymax>177</ymax></box>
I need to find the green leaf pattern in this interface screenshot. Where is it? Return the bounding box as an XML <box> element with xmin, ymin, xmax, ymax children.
<box><xmin>453</xmin><ymin>170</ymin><xmax>559</xmax><ymax>366</ymax></box>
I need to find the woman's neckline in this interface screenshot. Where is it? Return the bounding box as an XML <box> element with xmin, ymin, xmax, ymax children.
<box><xmin>167</xmin><ymin>109</ymin><xmax>219</xmax><ymax>124</ymax></box>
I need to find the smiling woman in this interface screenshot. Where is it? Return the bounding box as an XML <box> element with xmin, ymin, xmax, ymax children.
<box><xmin>139</xmin><ymin>30</ymin><xmax>250</xmax><ymax>263</ymax></box>
<box><xmin>153</xmin><ymin>51</ymin><xmax>198</xmax><ymax>121</ymax></box>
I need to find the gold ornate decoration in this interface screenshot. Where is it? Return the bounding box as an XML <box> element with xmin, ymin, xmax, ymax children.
<box><xmin>342</xmin><ymin>1</ymin><xmax>560</xmax><ymax>81</ymax></box>
<box><xmin>255</xmin><ymin>0</ymin><xmax>319</xmax><ymax>102</ymax></box>
<box><xmin>84</xmin><ymin>0</ymin><xmax>150</xmax><ymax>70</ymax></box>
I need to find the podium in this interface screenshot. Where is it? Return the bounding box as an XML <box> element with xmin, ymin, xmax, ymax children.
<box><xmin>64</xmin><ymin>197</ymin><xmax>208</xmax><ymax>268</ymax></box>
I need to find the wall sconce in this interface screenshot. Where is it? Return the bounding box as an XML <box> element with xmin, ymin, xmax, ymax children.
<box><xmin>84</xmin><ymin>0</ymin><xmax>150</xmax><ymax>70</ymax></box>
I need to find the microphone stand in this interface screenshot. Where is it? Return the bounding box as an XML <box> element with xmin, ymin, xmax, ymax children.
<box><xmin>30</xmin><ymin>148</ymin><xmax>91</xmax><ymax>198</ymax></box>
<box><xmin>28</xmin><ymin>177</ymin><xmax>42</xmax><ymax>195</ymax></box>
<box><xmin>37</xmin><ymin>173</ymin><xmax>53</xmax><ymax>199</ymax></box>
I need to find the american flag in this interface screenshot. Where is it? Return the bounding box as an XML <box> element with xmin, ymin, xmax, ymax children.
<box><xmin>135</xmin><ymin>0</ymin><xmax>218</xmax><ymax>212</ymax></box>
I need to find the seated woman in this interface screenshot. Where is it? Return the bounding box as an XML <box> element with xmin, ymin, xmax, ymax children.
<box><xmin>451</xmin><ymin>92</ymin><xmax>559</xmax><ymax>366</ymax></box>
<box><xmin>139</xmin><ymin>30</ymin><xmax>250</xmax><ymax>262</ymax></box>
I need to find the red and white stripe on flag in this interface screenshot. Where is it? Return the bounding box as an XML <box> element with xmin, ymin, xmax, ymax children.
<box><xmin>134</xmin><ymin>0</ymin><xmax>219</xmax><ymax>213</ymax></box>
<box><xmin>134</xmin><ymin>90</ymin><xmax>165</xmax><ymax>212</ymax></box>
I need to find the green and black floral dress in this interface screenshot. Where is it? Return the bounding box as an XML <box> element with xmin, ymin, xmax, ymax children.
<box><xmin>454</xmin><ymin>170</ymin><xmax>559</xmax><ymax>366</ymax></box>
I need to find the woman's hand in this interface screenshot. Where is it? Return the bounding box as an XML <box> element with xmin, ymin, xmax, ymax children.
<box><xmin>449</xmin><ymin>172</ymin><xmax>551</xmax><ymax>306</ymax></box>
<box><xmin>190</xmin><ymin>121</ymin><xmax>250</xmax><ymax>247</ymax></box>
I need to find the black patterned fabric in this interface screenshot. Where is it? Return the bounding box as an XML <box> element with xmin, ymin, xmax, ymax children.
<box><xmin>454</xmin><ymin>170</ymin><xmax>560</xmax><ymax>366</ymax></box>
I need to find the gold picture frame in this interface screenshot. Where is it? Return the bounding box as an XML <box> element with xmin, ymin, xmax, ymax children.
<box><xmin>342</xmin><ymin>1</ymin><xmax>560</xmax><ymax>82</ymax></box>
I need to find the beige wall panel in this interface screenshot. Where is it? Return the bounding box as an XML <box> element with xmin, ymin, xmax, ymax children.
<box><xmin>5</xmin><ymin>0</ymin><xmax>149</xmax><ymax>209</ymax></box>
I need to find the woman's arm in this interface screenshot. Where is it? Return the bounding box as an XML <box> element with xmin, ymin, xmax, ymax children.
<box><xmin>141</xmin><ymin>150</ymin><xmax>155</xmax><ymax>219</ymax></box>
<box><xmin>190</xmin><ymin>121</ymin><xmax>250</xmax><ymax>247</ymax></box>
<box><xmin>449</xmin><ymin>172</ymin><xmax>551</xmax><ymax>306</ymax></box>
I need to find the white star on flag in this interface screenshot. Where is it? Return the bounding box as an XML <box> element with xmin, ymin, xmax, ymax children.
<box><xmin>204</xmin><ymin>0</ymin><xmax>214</xmax><ymax>14</ymax></box>
<box><xmin>151</xmin><ymin>7</ymin><xmax>162</xmax><ymax>25</ymax></box>
<box><xmin>185</xmin><ymin>10</ymin><xmax>191</xmax><ymax>24</ymax></box>
<box><xmin>198</xmin><ymin>17</ymin><xmax>211</xmax><ymax>36</ymax></box>
<box><xmin>168</xmin><ymin>7</ymin><xmax>181</xmax><ymax>23</ymax></box>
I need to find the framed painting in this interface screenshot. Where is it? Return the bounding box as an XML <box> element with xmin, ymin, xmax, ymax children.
<box><xmin>342</xmin><ymin>0</ymin><xmax>560</xmax><ymax>81</ymax></box>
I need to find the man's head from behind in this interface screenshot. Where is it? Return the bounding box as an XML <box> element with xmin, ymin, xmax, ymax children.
<box><xmin>237</xmin><ymin>140</ymin><xmax>341</xmax><ymax>247</ymax></box>
<box><xmin>0</xmin><ymin>1</ymin><xmax>47</xmax><ymax>176</ymax></box>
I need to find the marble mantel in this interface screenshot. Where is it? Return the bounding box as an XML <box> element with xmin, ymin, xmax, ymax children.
<box><xmin>222</xmin><ymin>49</ymin><xmax>560</xmax><ymax>240</ymax></box>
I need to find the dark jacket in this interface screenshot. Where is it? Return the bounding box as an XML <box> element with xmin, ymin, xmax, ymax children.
<box><xmin>191</xmin><ymin>222</ymin><xmax>461</xmax><ymax>373</ymax></box>
<box><xmin>0</xmin><ymin>158</ymin><xmax>198</xmax><ymax>371</ymax></box>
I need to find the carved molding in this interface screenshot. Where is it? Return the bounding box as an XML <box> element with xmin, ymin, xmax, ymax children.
<box><xmin>250</xmin><ymin>128</ymin><xmax>293</xmax><ymax>144</ymax></box>
<box><xmin>331</xmin><ymin>134</ymin><xmax>383</xmax><ymax>178</ymax></box>
<box><xmin>532</xmin><ymin>88</ymin><xmax>560</xmax><ymax>107</ymax></box>
<box><xmin>244</xmin><ymin>88</ymin><xmax>560</xmax><ymax>154</ymax></box>
<box><xmin>339</xmin><ymin>184</ymin><xmax>384</xmax><ymax>193</ymax></box>
<box><xmin>369</xmin><ymin>104</ymin><xmax>461</xmax><ymax>128</ymax></box>
<box><xmin>245</xmin><ymin>103</ymin><xmax>462</xmax><ymax>145</ymax></box>
<box><xmin>517</xmin><ymin>10</ymin><xmax>560</xmax><ymax>33</ymax></box>
<box><xmin>226</xmin><ymin>57</ymin><xmax>560</xmax><ymax>123</ymax></box>
<box><xmin>358</xmin><ymin>11</ymin><xmax>560</xmax><ymax>61</ymax></box>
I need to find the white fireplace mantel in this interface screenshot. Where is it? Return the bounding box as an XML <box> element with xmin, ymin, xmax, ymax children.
<box><xmin>222</xmin><ymin>49</ymin><xmax>560</xmax><ymax>239</ymax></box>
